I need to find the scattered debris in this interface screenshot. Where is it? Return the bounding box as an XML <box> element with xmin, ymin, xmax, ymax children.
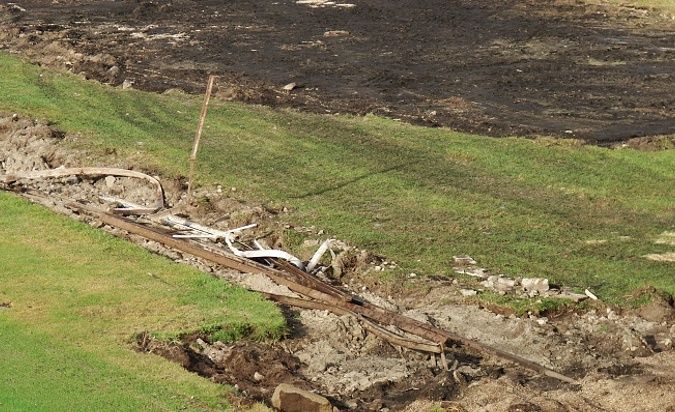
<box><xmin>1</xmin><ymin>167</ymin><xmax>165</xmax><ymax>213</ymax></box>
<box><xmin>4</xmin><ymin>116</ymin><xmax>675</xmax><ymax>411</ymax></box>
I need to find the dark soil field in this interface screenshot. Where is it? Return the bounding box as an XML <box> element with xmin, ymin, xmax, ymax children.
<box><xmin>2</xmin><ymin>0</ymin><xmax>674</xmax><ymax>142</ymax></box>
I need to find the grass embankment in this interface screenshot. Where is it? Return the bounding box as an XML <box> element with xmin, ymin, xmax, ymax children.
<box><xmin>0</xmin><ymin>192</ymin><xmax>284</xmax><ymax>411</ymax></box>
<box><xmin>0</xmin><ymin>52</ymin><xmax>673</xmax><ymax>305</ymax></box>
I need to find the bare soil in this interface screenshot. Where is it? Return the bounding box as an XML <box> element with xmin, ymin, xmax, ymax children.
<box><xmin>2</xmin><ymin>116</ymin><xmax>674</xmax><ymax>411</ymax></box>
<box><xmin>2</xmin><ymin>0</ymin><xmax>674</xmax><ymax>142</ymax></box>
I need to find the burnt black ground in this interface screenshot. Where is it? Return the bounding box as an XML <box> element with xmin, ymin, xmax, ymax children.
<box><xmin>2</xmin><ymin>0</ymin><xmax>674</xmax><ymax>142</ymax></box>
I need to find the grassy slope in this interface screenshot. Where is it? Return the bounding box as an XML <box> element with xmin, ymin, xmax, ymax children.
<box><xmin>0</xmin><ymin>52</ymin><xmax>673</xmax><ymax>304</ymax></box>
<box><xmin>0</xmin><ymin>191</ymin><xmax>284</xmax><ymax>411</ymax></box>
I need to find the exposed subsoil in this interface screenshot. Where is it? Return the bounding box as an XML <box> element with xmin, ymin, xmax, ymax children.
<box><xmin>1</xmin><ymin>0</ymin><xmax>674</xmax><ymax>142</ymax></box>
<box><xmin>2</xmin><ymin>115</ymin><xmax>674</xmax><ymax>411</ymax></box>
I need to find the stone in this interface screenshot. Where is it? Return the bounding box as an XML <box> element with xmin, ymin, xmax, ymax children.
<box><xmin>462</xmin><ymin>267</ymin><xmax>488</xmax><ymax>278</ymax></box>
<box><xmin>460</xmin><ymin>289</ymin><xmax>477</xmax><ymax>297</ymax></box>
<box><xmin>106</xmin><ymin>65</ymin><xmax>120</xmax><ymax>78</ymax></box>
<box><xmin>104</xmin><ymin>175</ymin><xmax>116</xmax><ymax>188</ymax></box>
<box><xmin>323</xmin><ymin>30</ymin><xmax>350</xmax><ymax>37</ymax></box>
<box><xmin>556</xmin><ymin>291</ymin><xmax>588</xmax><ymax>302</ymax></box>
<box><xmin>495</xmin><ymin>277</ymin><xmax>517</xmax><ymax>290</ymax></box>
<box><xmin>283</xmin><ymin>82</ymin><xmax>298</xmax><ymax>91</ymax></box>
<box><xmin>521</xmin><ymin>277</ymin><xmax>549</xmax><ymax>292</ymax></box>
<box><xmin>481</xmin><ymin>275</ymin><xmax>516</xmax><ymax>291</ymax></box>
<box><xmin>253</xmin><ymin>372</ymin><xmax>264</xmax><ymax>382</ymax></box>
<box><xmin>453</xmin><ymin>255</ymin><xmax>477</xmax><ymax>265</ymax></box>
<box><xmin>271</xmin><ymin>384</ymin><xmax>333</xmax><ymax>412</ymax></box>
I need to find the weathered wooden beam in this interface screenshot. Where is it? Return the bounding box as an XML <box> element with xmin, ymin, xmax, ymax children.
<box><xmin>66</xmin><ymin>201</ymin><xmax>577</xmax><ymax>384</ymax></box>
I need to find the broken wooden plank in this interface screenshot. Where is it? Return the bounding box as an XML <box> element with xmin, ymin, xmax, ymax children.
<box><xmin>2</xmin><ymin>167</ymin><xmax>165</xmax><ymax>211</ymax></box>
<box><xmin>65</xmin><ymin>201</ymin><xmax>577</xmax><ymax>384</ymax></box>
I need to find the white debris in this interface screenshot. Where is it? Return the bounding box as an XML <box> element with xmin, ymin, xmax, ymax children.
<box><xmin>453</xmin><ymin>255</ymin><xmax>477</xmax><ymax>265</ymax></box>
<box><xmin>585</xmin><ymin>289</ymin><xmax>599</xmax><ymax>300</ymax></box>
<box><xmin>521</xmin><ymin>278</ymin><xmax>549</xmax><ymax>293</ymax></box>
<box><xmin>282</xmin><ymin>82</ymin><xmax>298</xmax><ymax>91</ymax></box>
<box><xmin>481</xmin><ymin>275</ymin><xmax>517</xmax><ymax>291</ymax></box>
<box><xmin>104</xmin><ymin>175</ymin><xmax>116</xmax><ymax>188</ymax></box>
<box><xmin>457</xmin><ymin>267</ymin><xmax>489</xmax><ymax>279</ymax></box>
<box><xmin>323</xmin><ymin>30</ymin><xmax>350</xmax><ymax>37</ymax></box>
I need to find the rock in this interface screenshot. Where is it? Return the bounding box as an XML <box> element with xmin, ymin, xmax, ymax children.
<box><xmin>496</xmin><ymin>277</ymin><xmax>517</xmax><ymax>290</ymax></box>
<box><xmin>556</xmin><ymin>291</ymin><xmax>588</xmax><ymax>302</ymax></box>
<box><xmin>302</xmin><ymin>239</ymin><xmax>320</xmax><ymax>248</ymax></box>
<box><xmin>282</xmin><ymin>82</ymin><xmax>298</xmax><ymax>91</ymax></box>
<box><xmin>271</xmin><ymin>384</ymin><xmax>333</xmax><ymax>412</ymax></box>
<box><xmin>104</xmin><ymin>175</ymin><xmax>116</xmax><ymax>188</ymax></box>
<box><xmin>482</xmin><ymin>275</ymin><xmax>516</xmax><ymax>291</ymax></box>
<box><xmin>122</xmin><ymin>79</ymin><xmax>134</xmax><ymax>89</ymax></box>
<box><xmin>521</xmin><ymin>277</ymin><xmax>549</xmax><ymax>293</ymax></box>
<box><xmin>323</xmin><ymin>30</ymin><xmax>350</xmax><ymax>37</ymax></box>
<box><xmin>253</xmin><ymin>372</ymin><xmax>264</xmax><ymax>382</ymax></box>
<box><xmin>453</xmin><ymin>255</ymin><xmax>477</xmax><ymax>265</ymax></box>
<box><xmin>461</xmin><ymin>267</ymin><xmax>488</xmax><ymax>278</ymax></box>
<box><xmin>460</xmin><ymin>289</ymin><xmax>478</xmax><ymax>297</ymax></box>
<box><xmin>106</xmin><ymin>65</ymin><xmax>120</xmax><ymax>78</ymax></box>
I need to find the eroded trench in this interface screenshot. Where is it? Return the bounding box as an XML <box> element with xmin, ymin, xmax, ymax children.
<box><xmin>1</xmin><ymin>115</ymin><xmax>674</xmax><ymax>411</ymax></box>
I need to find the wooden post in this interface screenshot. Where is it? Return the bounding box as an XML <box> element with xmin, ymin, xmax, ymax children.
<box><xmin>187</xmin><ymin>74</ymin><xmax>217</xmax><ymax>202</ymax></box>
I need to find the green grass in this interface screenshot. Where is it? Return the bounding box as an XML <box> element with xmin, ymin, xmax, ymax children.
<box><xmin>0</xmin><ymin>191</ymin><xmax>284</xmax><ymax>411</ymax></box>
<box><xmin>0</xmin><ymin>52</ymin><xmax>673</xmax><ymax>306</ymax></box>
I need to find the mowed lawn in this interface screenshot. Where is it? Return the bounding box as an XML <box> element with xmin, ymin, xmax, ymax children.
<box><xmin>0</xmin><ymin>52</ymin><xmax>673</xmax><ymax>305</ymax></box>
<box><xmin>0</xmin><ymin>192</ymin><xmax>284</xmax><ymax>411</ymax></box>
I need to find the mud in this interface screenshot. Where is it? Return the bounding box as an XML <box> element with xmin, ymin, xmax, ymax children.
<box><xmin>2</xmin><ymin>116</ymin><xmax>674</xmax><ymax>411</ymax></box>
<box><xmin>2</xmin><ymin>0</ymin><xmax>674</xmax><ymax>142</ymax></box>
